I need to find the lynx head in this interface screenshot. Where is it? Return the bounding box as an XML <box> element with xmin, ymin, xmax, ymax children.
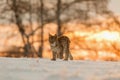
<box><xmin>49</xmin><ymin>34</ymin><xmax>58</xmax><ymax>46</ymax></box>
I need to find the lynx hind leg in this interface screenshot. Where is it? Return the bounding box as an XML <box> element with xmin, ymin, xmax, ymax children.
<box><xmin>64</xmin><ymin>53</ymin><xmax>69</xmax><ymax>61</ymax></box>
<box><xmin>64</xmin><ymin>49</ymin><xmax>73</xmax><ymax>60</ymax></box>
<box><xmin>64</xmin><ymin>49</ymin><xmax>69</xmax><ymax>61</ymax></box>
<box><xmin>51</xmin><ymin>52</ymin><xmax>56</xmax><ymax>61</ymax></box>
<box><xmin>63</xmin><ymin>45</ymin><xmax>69</xmax><ymax>60</ymax></box>
<box><xmin>69</xmin><ymin>52</ymin><xmax>73</xmax><ymax>60</ymax></box>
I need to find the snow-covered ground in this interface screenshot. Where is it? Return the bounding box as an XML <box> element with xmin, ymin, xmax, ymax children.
<box><xmin>0</xmin><ymin>57</ymin><xmax>120</xmax><ymax>80</ymax></box>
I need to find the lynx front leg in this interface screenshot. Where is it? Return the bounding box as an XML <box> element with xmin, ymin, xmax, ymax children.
<box><xmin>69</xmin><ymin>52</ymin><xmax>73</xmax><ymax>60</ymax></box>
<box><xmin>51</xmin><ymin>52</ymin><xmax>56</xmax><ymax>61</ymax></box>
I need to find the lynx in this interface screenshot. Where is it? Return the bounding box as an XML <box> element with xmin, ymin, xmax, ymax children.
<box><xmin>49</xmin><ymin>34</ymin><xmax>73</xmax><ymax>61</ymax></box>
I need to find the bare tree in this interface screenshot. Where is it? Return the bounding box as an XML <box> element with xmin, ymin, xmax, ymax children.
<box><xmin>11</xmin><ymin>0</ymin><xmax>25</xmax><ymax>45</ymax></box>
<box><xmin>57</xmin><ymin>0</ymin><xmax>62</xmax><ymax>36</ymax></box>
<box><xmin>38</xmin><ymin>0</ymin><xmax>44</xmax><ymax>58</ymax></box>
<box><xmin>0</xmin><ymin>0</ymin><xmax>110</xmax><ymax>58</ymax></box>
<box><xmin>10</xmin><ymin>0</ymin><xmax>38</xmax><ymax>57</ymax></box>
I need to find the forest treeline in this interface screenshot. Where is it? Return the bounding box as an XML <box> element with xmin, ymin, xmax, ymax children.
<box><xmin>0</xmin><ymin>0</ymin><xmax>110</xmax><ymax>57</ymax></box>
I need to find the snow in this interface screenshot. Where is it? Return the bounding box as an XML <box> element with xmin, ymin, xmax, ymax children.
<box><xmin>0</xmin><ymin>57</ymin><xmax>120</xmax><ymax>80</ymax></box>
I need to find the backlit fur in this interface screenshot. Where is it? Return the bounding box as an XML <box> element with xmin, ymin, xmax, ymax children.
<box><xmin>49</xmin><ymin>34</ymin><xmax>73</xmax><ymax>61</ymax></box>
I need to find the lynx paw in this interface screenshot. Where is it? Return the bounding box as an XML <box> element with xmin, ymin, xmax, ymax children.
<box><xmin>70</xmin><ymin>57</ymin><xmax>73</xmax><ymax>60</ymax></box>
<box><xmin>51</xmin><ymin>58</ymin><xmax>56</xmax><ymax>61</ymax></box>
<box><xmin>64</xmin><ymin>59</ymin><xmax>68</xmax><ymax>61</ymax></box>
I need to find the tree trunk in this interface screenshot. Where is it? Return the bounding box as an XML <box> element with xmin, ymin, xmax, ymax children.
<box><xmin>57</xmin><ymin>0</ymin><xmax>62</xmax><ymax>36</ymax></box>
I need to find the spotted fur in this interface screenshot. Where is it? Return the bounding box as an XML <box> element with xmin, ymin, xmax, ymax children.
<box><xmin>49</xmin><ymin>34</ymin><xmax>73</xmax><ymax>61</ymax></box>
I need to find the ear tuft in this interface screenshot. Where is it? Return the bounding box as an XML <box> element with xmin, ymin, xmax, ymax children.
<box><xmin>54</xmin><ymin>34</ymin><xmax>57</xmax><ymax>36</ymax></box>
<box><xmin>49</xmin><ymin>33</ymin><xmax>52</xmax><ymax>36</ymax></box>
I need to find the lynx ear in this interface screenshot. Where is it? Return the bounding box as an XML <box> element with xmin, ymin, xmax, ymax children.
<box><xmin>54</xmin><ymin>34</ymin><xmax>57</xmax><ymax>36</ymax></box>
<box><xmin>49</xmin><ymin>33</ymin><xmax>52</xmax><ymax>36</ymax></box>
